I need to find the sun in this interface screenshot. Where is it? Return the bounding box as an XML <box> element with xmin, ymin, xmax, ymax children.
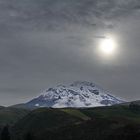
<box><xmin>99</xmin><ymin>38</ymin><xmax>116</xmax><ymax>55</ymax></box>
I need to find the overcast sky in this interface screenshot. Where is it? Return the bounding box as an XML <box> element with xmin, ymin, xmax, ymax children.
<box><xmin>1</xmin><ymin>0</ymin><xmax>140</xmax><ymax>106</ymax></box>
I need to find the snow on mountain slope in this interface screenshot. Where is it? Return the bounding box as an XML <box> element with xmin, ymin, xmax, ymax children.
<box><xmin>26</xmin><ymin>81</ymin><xmax>124</xmax><ymax>108</ymax></box>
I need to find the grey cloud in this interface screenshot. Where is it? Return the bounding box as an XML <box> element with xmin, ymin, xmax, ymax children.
<box><xmin>94</xmin><ymin>35</ymin><xmax>106</xmax><ymax>39</ymax></box>
<box><xmin>0</xmin><ymin>0</ymin><xmax>140</xmax><ymax>105</ymax></box>
<box><xmin>0</xmin><ymin>0</ymin><xmax>140</xmax><ymax>32</ymax></box>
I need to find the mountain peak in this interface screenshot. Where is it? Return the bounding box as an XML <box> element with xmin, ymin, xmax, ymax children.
<box><xmin>26</xmin><ymin>81</ymin><xmax>124</xmax><ymax>108</ymax></box>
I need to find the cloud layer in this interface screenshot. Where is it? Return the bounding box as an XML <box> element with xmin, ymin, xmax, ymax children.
<box><xmin>0</xmin><ymin>0</ymin><xmax>140</xmax><ymax>105</ymax></box>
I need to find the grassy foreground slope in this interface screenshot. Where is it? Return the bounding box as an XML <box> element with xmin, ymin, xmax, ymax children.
<box><xmin>80</xmin><ymin>105</ymin><xmax>140</xmax><ymax>122</ymax></box>
<box><xmin>0</xmin><ymin>107</ymin><xmax>29</xmax><ymax>126</ymax></box>
<box><xmin>61</xmin><ymin>108</ymin><xmax>91</xmax><ymax>121</ymax></box>
<box><xmin>0</xmin><ymin>104</ymin><xmax>140</xmax><ymax>140</ymax></box>
<box><xmin>11</xmin><ymin>105</ymin><xmax>140</xmax><ymax>140</ymax></box>
<box><xmin>35</xmin><ymin>117</ymin><xmax>140</xmax><ymax>140</ymax></box>
<box><xmin>13</xmin><ymin>108</ymin><xmax>83</xmax><ymax>138</ymax></box>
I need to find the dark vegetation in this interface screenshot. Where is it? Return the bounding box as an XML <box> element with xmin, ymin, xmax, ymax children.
<box><xmin>0</xmin><ymin>103</ymin><xmax>140</xmax><ymax>140</ymax></box>
<box><xmin>0</xmin><ymin>107</ymin><xmax>29</xmax><ymax>126</ymax></box>
<box><xmin>1</xmin><ymin>126</ymin><xmax>10</xmax><ymax>140</ymax></box>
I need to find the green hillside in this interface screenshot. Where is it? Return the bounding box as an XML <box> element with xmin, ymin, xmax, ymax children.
<box><xmin>61</xmin><ymin>108</ymin><xmax>91</xmax><ymax>121</ymax></box>
<box><xmin>35</xmin><ymin>117</ymin><xmax>140</xmax><ymax>140</ymax></box>
<box><xmin>0</xmin><ymin>104</ymin><xmax>140</xmax><ymax>140</ymax></box>
<box><xmin>11</xmin><ymin>105</ymin><xmax>140</xmax><ymax>140</ymax></box>
<box><xmin>12</xmin><ymin>108</ymin><xmax>83</xmax><ymax>139</ymax></box>
<box><xmin>0</xmin><ymin>107</ymin><xmax>30</xmax><ymax>126</ymax></box>
<box><xmin>80</xmin><ymin>105</ymin><xmax>140</xmax><ymax>122</ymax></box>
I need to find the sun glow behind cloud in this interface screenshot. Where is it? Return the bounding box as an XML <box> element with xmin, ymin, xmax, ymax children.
<box><xmin>99</xmin><ymin>38</ymin><xmax>116</xmax><ymax>54</ymax></box>
<box><xmin>97</xmin><ymin>35</ymin><xmax>118</xmax><ymax>59</ymax></box>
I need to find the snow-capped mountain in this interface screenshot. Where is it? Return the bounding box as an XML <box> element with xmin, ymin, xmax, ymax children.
<box><xmin>25</xmin><ymin>81</ymin><xmax>124</xmax><ymax>108</ymax></box>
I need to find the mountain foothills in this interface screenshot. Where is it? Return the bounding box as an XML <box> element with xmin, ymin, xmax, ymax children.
<box><xmin>0</xmin><ymin>105</ymin><xmax>140</xmax><ymax>140</ymax></box>
<box><xmin>14</xmin><ymin>81</ymin><xmax>124</xmax><ymax>109</ymax></box>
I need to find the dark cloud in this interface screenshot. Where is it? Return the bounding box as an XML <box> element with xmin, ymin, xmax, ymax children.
<box><xmin>0</xmin><ymin>0</ymin><xmax>140</xmax><ymax>31</ymax></box>
<box><xmin>0</xmin><ymin>0</ymin><xmax>140</xmax><ymax>105</ymax></box>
